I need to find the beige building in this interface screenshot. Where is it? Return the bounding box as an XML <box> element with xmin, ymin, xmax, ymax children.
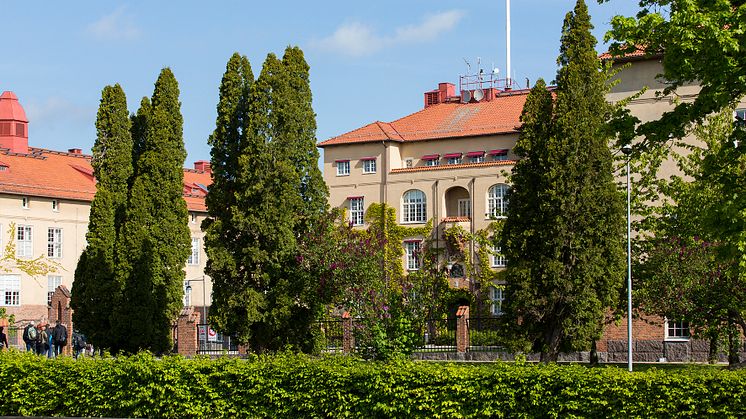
<box><xmin>0</xmin><ymin>91</ymin><xmax>213</xmax><ymax>326</ymax></box>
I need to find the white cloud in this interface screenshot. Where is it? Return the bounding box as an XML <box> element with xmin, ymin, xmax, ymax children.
<box><xmin>312</xmin><ymin>10</ymin><xmax>466</xmax><ymax>57</ymax></box>
<box><xmin>86</xmin><ymin>6</ymin><xmax>142</xmax><ymax>41</ymax></box>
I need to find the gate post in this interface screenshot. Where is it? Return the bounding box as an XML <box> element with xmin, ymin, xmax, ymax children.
<box><xmin>456</xmin><ymin>305</ymin><xmax>470</xmax><ymax>353</ymax></box>
<box><xmin>49</xmin><ymin>285</ymin><xmax>73</xmax><ymax>356</ymax></box>
<box><xmin>177</xmin><ymin>307</ymin><xmax>201</xmax><ymax>356</ymax></box>
<box><xmin>342</xmin><ymin>312</ymin><xmax>355</xmax><ymax>354</ymax></box>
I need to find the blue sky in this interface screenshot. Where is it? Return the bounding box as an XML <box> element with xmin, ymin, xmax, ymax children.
<box><xmin>2</xmin><ymin>1</ymin><xmax>639</xmax><ymax>164</ymax></box>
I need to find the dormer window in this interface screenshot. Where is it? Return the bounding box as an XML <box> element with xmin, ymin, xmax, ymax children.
<box><xmin>444</xmin><ymin>153</ymin><xmax>462</xmax><ymax>165</ymax></box>
<box><xmin>21</xmin><ymin>196</ymin><xmax>29</xmax><ymax>209</ymax></box>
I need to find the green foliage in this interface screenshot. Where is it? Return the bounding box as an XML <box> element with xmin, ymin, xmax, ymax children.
<box><xmin>71</xmin><ymin>84</ymin><xmax>132</xmax><ymax>349</ymax></box>
<box><xmin>502</xmin><ymin>1</ymin><xmax>625</xmax><ymax>362</ymax></box>
<box><xmin>113</xmin><ymin>69</ymin><xmax>191</xmax><ymax>354</ymax></box>
<box><xmin>1</xmin><ymin>351</ymin><xmax>745</xmax><ymax>418</ymax></box>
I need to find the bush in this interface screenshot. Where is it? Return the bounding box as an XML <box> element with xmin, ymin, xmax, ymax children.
<box><xmin>0</xmin><ymin>351</ymin><xmax>744</xmax><ymax>418</ymax></box>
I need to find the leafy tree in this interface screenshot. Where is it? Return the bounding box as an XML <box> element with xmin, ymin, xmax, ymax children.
<box><xmin>600</xmin><ymin>0</ymin><xmax>746</xmax><ymax>149</ymax></box>
<box><xmin>112</xmin><ymin>69</ymin><xmax>191</xmax><ymax>354</ymax></box>
<box><xmin>71</xmin><ymin>84</ymin><xmax>133</xmax><ymax>349</ymax></box>
<box><xmin>501</xmin><ymin>0</ymin><xmax>625</xmax><ymax>362</ymax></box>
<box><xmin>202</xmin><ymin>53</ymin><xmax>254</xmax><ymax>331</ymax></box>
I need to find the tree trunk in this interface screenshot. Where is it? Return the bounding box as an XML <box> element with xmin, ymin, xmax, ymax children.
<box><xmin>708</xmin><ymin>332</ymin><xmax>719</xmax><ymax>365</ymax></box>
<box><xmin>728</xmin><ymin>321</ymin><xmax>741</xmax><ymax>366</ymax></box>
<box><xmin>540</xmin><ymin>322</ymin><xmax>562</xmax><ymax>363</ymax></box>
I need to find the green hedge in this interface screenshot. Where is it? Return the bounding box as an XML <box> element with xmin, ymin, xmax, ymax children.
<box><xmin>0</xmin><ymin>351</ymin><xmax>744</xmax><ymax>418</ymax></box>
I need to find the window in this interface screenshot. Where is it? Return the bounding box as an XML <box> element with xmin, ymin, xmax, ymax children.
<box><xmin>48</xmin><ymin>275</ymin><xmax>62</xmax><ymax>306</ymax></box>
<box><xmin>349</xmin><ymin>197</ymin><xmax>364</xmax><ymax>226</ymax></box>
<box><xmin>336</xmin><ymin>160</ymin><xmax>350</xmax><ymax>176</ymax></box>
<box><xmin>402</xmin><ymin>190</ymin><xmax>427</xmax><ymax>223</ymax></box>
<box><xmin>487</xmin><ymin>184</ymin><xmax>510</xmax><ymax>218</ymax></box>
<box><xmin>0</xmin><ymin>275</ymin><xmax>20</xmax><ymax>306</ymax></box>
<box><xmin>457</xmin><ymin>199</ymin><xmax>471</xmax><ymax>218</ymax></box>
<box><xmin>188</xmin><ymin>238</ymin><xmax>200</xmax><ymax>265</ymax></box>
<box><xmin>21</xmin><ymin>196</ymin><xmax>29</xmax><ymax>209</ymax></box>
<box><xmin>405</xmin><ymin>159</ymin><xmax>413</xmax><ymax>168</ymax></box>
<box><xmin>0</xmin><ymin>122</ymin><xmax>10</xmax><ymax>135</ymax></box>
<box><xmin>183</xmin><ymin>281</ymin><xmax>191</xmax><ymax>306</ymax></box>
<box><xmin>362</xmin><ymin>159</ymin><xmax>376</xmax><ymax>174</ymax></box>
<box><xmin>47</xmin><ymin>227</ymin><xmax>62</xmax><ymax>258</ymax></box>
<box><xmin>470</xmin><ymin>155</ymin><xmax>484</xmax><ymax>164</ymax></box>
<box><xmin>404</xmin><ymin>240</ymin><xmax>422</xmax><ymax>271</ymax></box>
<box><xmin>190</xmin><ymin>213</ymin><xmax>197</xmax><ymax>223</ymax></box>
<box><xmin>735</xmin><ymin>108</ymin><xmax>746</xmax><ymax>123</ymax></box>
<box><xmin>16</xmin><ymin>123</ymin><xmax>25</xmax><ymax>137</ymax></box>
<box><xmin>665</xmin><ymin>319</ymin><xmax>690</xmax><ymax>340</ymax></box>
<box><xmin>489</xmin><ymin>149</ymin><xmax>510</xmax><ymax>161</ymax></box>
<box><xmin>448</xmin><ymin>156</ymin><xmax>462</xmax><ymax>165</ymax></box>
<box><xmin>426</xmin><ymin>159</ymin><xmax>440</xmax><ymax>167</ymax></box>
<box><xmin>488</xmin><ymin>285</ymin><xmax>505</xmax><ymax>316</ymax></box>
<box><xmin>16</xmin><ymin>225</ymin><xmax>32</xmax><ymax>258</ymax></box>
<box><xmin>52</xmin><ymin>200</ymin><xmax>59</xmax><ymax>212</ymax></box>
<box><xmin>491</xmin><ymin>247</ymin><xmax>507</xmax><ymax>267</ymax></box>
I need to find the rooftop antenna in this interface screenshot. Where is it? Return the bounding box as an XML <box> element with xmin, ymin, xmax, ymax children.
<box><xmin>506</xmin><ymin>0</ymin><xmax>512</xmax><ymax>89</ymax></box>
<box><xmin>463</xmin><ymin>58</ymin><xmax>471</xmax><ymax>75</ymax></box>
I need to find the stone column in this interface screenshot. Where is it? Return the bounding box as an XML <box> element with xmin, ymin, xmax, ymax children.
<box><xmin>176</xmin><ymin>307</ymin><xmax>201</xmax><ymax>356</ymax></box>
<box><xmin>342</xmin><ymin>312</ymin><xmax>355</xmax><ymax>354</ymax></box>
<box><xmin>456</xmin><ymin>305</ymin><xmax>470</xmax><ymax>353</ymax></box>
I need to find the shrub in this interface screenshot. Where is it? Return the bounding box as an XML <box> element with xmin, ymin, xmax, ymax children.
<box><xmin>0</xmin><ymin>351</ymin><xmax>744</xmax><ymax>418</ymax></box>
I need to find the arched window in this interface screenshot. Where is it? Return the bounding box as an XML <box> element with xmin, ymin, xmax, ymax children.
<box><xmin>487</xmin><ymin>184</ymin><xmax>509</xmax><ymax>218</ymax></box>
<box><xmin>402</xmin><ymin>190</ymin><xmax>427</xmax><ymax>223</ymax></box>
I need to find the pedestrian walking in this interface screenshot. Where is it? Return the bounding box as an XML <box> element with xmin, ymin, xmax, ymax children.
<box><xmin>0</xmin><ymin>326</ymin><xmax>9</xmax><ymax>350</ymax></box>
<box><xmin>52</xmin><ymin>320</ymin><xmax>68</xmax><ymax>356</ymax></box>
<box><xmin>22</xmin><ymin>321</ymin><xmax>36</xmax><ymax>352</ymax></box>
<box><xmin>35</xmin><ymin>324</ymin><xmax>47</xmax><ymax>355</ymax></box>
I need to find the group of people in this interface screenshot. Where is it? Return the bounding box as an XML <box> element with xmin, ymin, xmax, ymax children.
<box><xmin>21</xmin><ymin>320</ymin><xmax>68</xmax><ymax>357</ymax></box>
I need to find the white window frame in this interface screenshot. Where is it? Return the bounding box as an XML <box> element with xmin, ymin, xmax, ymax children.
<box><xmin>735</xmin><ymin>108</ymin><xmax>746</xmax><ymax>122</ymax></box>
<box><xmin>470</xmin><ymin>155</ymin><xmax>485</xmax><ymax>164</ymax></box>
<box><xmin>349</xmin><ymin>197</ymin><xmax>364</xmax><ymax>226</ymax></box>
<box><xmin>16</xmin><ymin>225</ymin><xmax>32</xmax><ymax>258</ymax></box>
<box><xmin>487</xmin><ymin>184</ymin><xmax>510</xmax><ymax>219</ymax></box>
<box><xmin>336</xmin><ymin>160</ymin><xmax>350</xmax><ymax>176</ymax></box>
<box><xmin>362</xmin><ymin>159</ymin><xmax>376</xmax><ymax>174</ymax></box>
<box><xmin>490</xmin><ymin>247</ymin><xmax>507</xmax><ymax>268</ymax></box>
<box><xmin>664</xmin><ymin>318</ymin><xmax>690</xmax><ymax>341</ymax></box>
<box><xmin>404</xmin><ymin>240</ymin><xmax>422</xmax><ymax>271</ymax></box>
<box><xmin>52</xmin><ymin>199</ymin><xmax>59</xmax><ymax>212</ymax></box>
<box><xmin>425</xmin><ymin>159</ymin><xmax>440</xmax><ymax>167</ymax></box>
<box><xmin>183</xmin><ymin>281</ymin><xmax>192</xmax><ymax>306</ymax></box>
<box><xmin>0</xmin><ymin>274</ymin><xmax>20</xmax><ymax>307</ymax></box>
<box><xmin>47</xmin><ymin>227</ymin><xmax>63</xmax><ymax>259</ymax></box>
<box><xmin>447</xmin><ymin>156</ymin><xmax>462</xmax><ymax>165</ymax></box>
<box><xmin>457</xmin><ymin>199</ymin><xmax>471</xmax><ymax>218</ymax></box>
<box><xmin>402</xmin><ymin>190</ymin><xmax>427</xmax><ymax>223</ymax></box>
<box><xmin>48</xmin><ymin>275</ymin><xmax>62</xmax><ymax>306</ymax></box>
<box><xmin>190</xmin><ymin>213</ymin><xmax>197</xmax><ymax>224</ymax></box>
<box><xmin>21</xmin><ymin>196</ymin><xmax>29</xmax><ymax>209</ymax></box>
<box><xmin>492</xmin><ymin>153</ymin><xmax>509</xmax><ymax>161</ymax></box>
<box><xmin>188</xmin><ymin>237</ymin><xmax>200</xmax><ymax>265</ymax></box>
<box><xmin>488</xmin><ymin>285</ymin><xmax>505</xmax><ymax>316</ymax></box>
<box><xmin>405</xmin><ymin>158</ymin><xmax>414</xmax><ymax>168</ymax></box>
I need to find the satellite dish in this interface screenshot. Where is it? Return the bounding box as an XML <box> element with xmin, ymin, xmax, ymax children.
<box><xmin>461</xmin><ymin>90</ymin><xmax>472</xmax><ymax>103</ymax></box>
<box><xmin>473</xmin><ymin>89</ymin><xmax>484</xmax><ymax>102</ymax></box>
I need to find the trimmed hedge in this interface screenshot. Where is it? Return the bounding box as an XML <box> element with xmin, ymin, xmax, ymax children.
<box><xmin>0</xmin><ymin>351</ymin><xmax>744</xmax><ymax>418</ymax></box>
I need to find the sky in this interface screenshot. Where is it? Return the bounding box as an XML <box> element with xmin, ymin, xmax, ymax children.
<box><xmin>2</xmin><ymin>1</ymin><xmax>641</xmax><ymax>165</ymax></box>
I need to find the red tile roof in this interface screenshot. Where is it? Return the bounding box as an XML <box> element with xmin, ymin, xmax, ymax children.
<box><xmin>0</xmin><ymin>147</ymin><xmax>211</xmax><ymax>212</ymax></box>
<box><xmin>599</xmin><ymin>46</ymin><xmax>662</xmax><ymax>62</ymax></box>
<box><xmin>319</xmin><ymin>90</ymin><xmax>531</xmax><ymax>147</ymax></box>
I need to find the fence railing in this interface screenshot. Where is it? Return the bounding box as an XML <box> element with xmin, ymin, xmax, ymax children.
<box><xmin>316</xmin><ymin>319</ymin><xmax>344</xmax><ymax>353</ymax></box>
<box><xmin>196</xmin><ymin>324</ymin><xmax>239</xmax><ymax>355</ymax></box>
<box><xmin>467</xmin><ymin>317</ymin><xmax>504</xmax><ymax>351</ymax></box>
<box><xmin>416</xmin><ymin>317</ymin><xmax>457</xmax><ymax>352</ymax></box>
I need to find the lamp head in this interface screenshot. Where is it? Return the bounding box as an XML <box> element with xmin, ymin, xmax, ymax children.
<box><xmin>621</xmin><ymin>144</ymin><xmax>633</xmax><ymax>155</ymax></box>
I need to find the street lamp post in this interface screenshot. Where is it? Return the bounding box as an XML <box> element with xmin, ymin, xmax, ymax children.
<box><xmin>621</xmin><ymin>144</ymin><xmax>633</xmax><ymax>372</ymax></box>
<box><xmin>185</xmin><ymin>275</ymin><xmax>207</xmax><ymax>324</ymax></box>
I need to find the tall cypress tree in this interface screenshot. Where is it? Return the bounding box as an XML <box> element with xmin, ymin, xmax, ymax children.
<box><xmin>113</xmin><ymin>68</ymin><xmax>191</xmax><ymax>354</ymax></box>
<box><xmin>130</xmin><ymin>96</ymin><xmax>151</xmax><ymax>170</ymax></box>
<box><xmin>502</xmin><ymin>0</ymin><xmax>625</xmax><ymax>362</ymax></box>
<box><xmin>203</xmin><ymin>53</ymin><xmax>256</xmax><ymax>336</ymax></box>
<box><xmin>71</xmin><ymin>84</ymin><xmax>133</xmax><ymax>349</ymax></box>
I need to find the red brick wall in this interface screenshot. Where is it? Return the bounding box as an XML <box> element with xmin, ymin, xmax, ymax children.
<box><xmin>176</xmin><ymin>307</ymin><xmax>200</xmax><ymax>356</ymax></box>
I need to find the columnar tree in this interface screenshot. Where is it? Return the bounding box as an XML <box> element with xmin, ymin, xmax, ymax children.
<box><xmin>502</xmin><ymin>0</ymin><xmax>625</xmax><ymax>362</ymax></box>
<box><xmin>112</xmin><ymin>68</ymin><xmax>191</xmax><ymax>354</ymax></box>
<box><xmin>71</xmin><ymin>84</ymin><xmax>133</xmax><ymax>349</ymax></box>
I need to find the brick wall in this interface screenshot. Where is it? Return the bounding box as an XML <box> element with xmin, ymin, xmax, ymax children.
<box><xmin>49</xmin><ymin>285</ymin><xmax>73</xmax><ymax>356</ymax></box>
<box><xmin>176</xmin><ymin>307</ymin><xmax>200</xmax><ymax>357</ymax></box>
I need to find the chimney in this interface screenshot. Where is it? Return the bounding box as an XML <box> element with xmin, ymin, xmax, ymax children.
<box><xmin>68</xmin><ymin>148</ymin><xmax>82</xmax><ymax>154</ymax></box>
<box><xmin>0</xmin><ymin>91</ymin><xmax>29</xmax><ymax>154</ymax></box>
<box><xmin>424</xmin><ymin>83</ymin><xmax>456</xmax><ymax>108</ymax></box>
<box><xmin>194</xmin><ymin>160</ymin><xmax>211</xmax><ymax>173</ymax></box>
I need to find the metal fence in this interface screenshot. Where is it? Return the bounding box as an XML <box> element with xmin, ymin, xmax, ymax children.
<box><xmin>197</xmin><ymin>324</ymin><xmax>239</xmax><ymax>355</ymax></box>
<box><xmin>467</xmin><ymin>317</ymin><xmax>503</xmax><ymax>351</ymax></box>
<box><xmin>315</xmin><ymin>319</ymin><xmax>344</xmax><ymax>353</ymax></box>
<box><xmin>416</xmin><ymin>317</ymin><xmax>457</xmax><ymax>352</ymax></box>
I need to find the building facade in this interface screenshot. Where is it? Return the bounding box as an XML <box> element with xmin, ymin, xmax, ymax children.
<box><xmin>0</xmin><ymin>91</ymin><xmax>213</xmax><ymax>325</ymax></box>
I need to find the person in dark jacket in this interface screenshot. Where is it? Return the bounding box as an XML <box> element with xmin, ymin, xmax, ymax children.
<box><xmin>52</xmin><ymin>320</ymin><xmax>68</xmax><ymax>356</ymax></box>
<box><xmin>22</xmin><ymin>321</ymin><xmax>35</xmax><ymax>351</ymax></box>
<box><xmin>0</xmin><ymin>326</ymin><xmax>9</xmax><ymax>350</ymax></box>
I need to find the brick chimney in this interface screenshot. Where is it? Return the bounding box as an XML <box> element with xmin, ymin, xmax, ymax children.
<box><xmin>424</xmin><ymin>83</ymin><xmax>456</xmax><ymax>108</ymax></box>
<box><xmin>0</xmin><ymin>91</ymin><xmax>29</xmax><ymax>154</ymax></box>
<box><xmin>194</xmin><ymin>160</ymin><xmax>211</xmax><ymax>173</ymax></box>
<box><xmin>68</xmin><ymin>148</ymin><xmax>82</xmax><ymax>154</ymax></box>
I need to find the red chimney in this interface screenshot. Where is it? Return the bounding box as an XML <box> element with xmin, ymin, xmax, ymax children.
<box><xmin>0</xmin><ymin>91</ymin><xmax>29</xmax><ymax>154</ymax></box>
<box><xmin>68</xmin><ymin>148</ymin><xmax>82</xmax><ymax>154</ymax></box>
<box><xmin>424</xmin><ymin>82</ymin><xmax>456</xmax><ymax>108</ymax></box>
<box><xmin>194</xmin><ymin>160</ymin><xmax>211</xmax><ymax>173</ymax></box>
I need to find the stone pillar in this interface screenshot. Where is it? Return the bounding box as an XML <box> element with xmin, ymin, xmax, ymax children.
<box><xmin>342</xmin><ymin>311</ymin><xmax>355</xmax><ymax>354</ymax></box>
<box><xmin>456</xmin><ymin>305</ymin><xmax>470</xmax><ymax>353</ymax></box>
<box><xmin>176</xmin><ymin>307</ymin><xmax>201</xmax><ymax>356</ymax></box>
<box><xmin>49</xmin><ymin>285</ymin><xmax>73</xmax><ymax>356</ymax></box>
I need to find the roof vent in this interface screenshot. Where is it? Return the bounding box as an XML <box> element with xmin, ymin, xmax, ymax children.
<box><xmin>194</xmin><ymin>160</ymin><xmax>211</xmax><ymax>173</ymax></box>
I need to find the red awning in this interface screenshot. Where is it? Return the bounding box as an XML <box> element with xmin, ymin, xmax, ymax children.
<box><xmin>443</xmin><ymin>152</ymin><xmax>462</xmax><ymax>159</ymax></box>
<box><xmin>465</xmin><ymin>151</ymin><xmax>485</xmax><ymax>157</ymax></box>
<box><xmin>347</xmin><ymin>196</ymin><xmax>363</xmax><ymax>200</ymax></box>
<box><xmin>334</xmin><ymin>159</ymin><xmax>350</xmax><ymax>163</ymax></box>
<box><xmin>421</xmin><ymin>154</ymin><xmax>440</xmax><ymax>160</ymax></box>
<box><xmin>488</xmin><ymin>149</ymin><xmax>509</xmax><ymax>156</ymax></box>
<box><xmin>403</xmin><ymin>239</ymin><xmax>422</xmax><ymax>243</ymax></box>
<box><xmin>360</xmin><ymin>156</ymin><xmax>376</xmax><ymax>161</ymax></box>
